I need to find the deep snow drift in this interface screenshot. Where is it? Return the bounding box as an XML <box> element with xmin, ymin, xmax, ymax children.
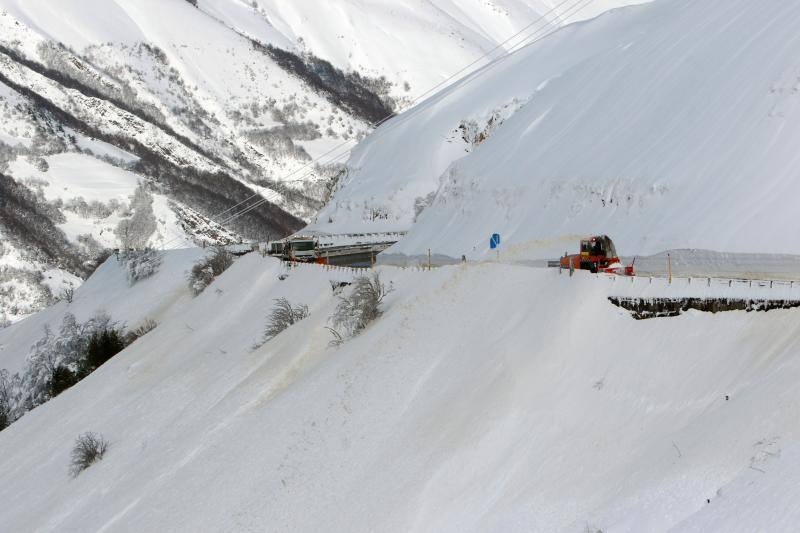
<box><xmin>311</xmin><ymin>0</ymin><xmax>800</xmax><ymax>262</ymax></box>
<box><xmin>1</xmin><ymin>252</ymin><xmax>800</xmax><ymax>532</ymax></box>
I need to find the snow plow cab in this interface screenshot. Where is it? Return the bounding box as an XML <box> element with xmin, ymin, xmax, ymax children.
<box><xmin>559</xmin><ymin>235</ymin><xmax>633</xmax><ymax>275</ymax></box>
<box><xmin>286</xmin><ymin>238</ymin><xmax>317</xmax><ymax>261</ymax></box>
<box><xmin>266</xmin><ymin>237</ymin><xmax>317</xmax><ymax>261</ymax></box>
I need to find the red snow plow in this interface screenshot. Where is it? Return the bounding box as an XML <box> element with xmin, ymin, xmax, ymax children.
<box><xmin>558</xmin><ymin>235</ymin><xmax>634</xmax><ymax>275</ymax></box>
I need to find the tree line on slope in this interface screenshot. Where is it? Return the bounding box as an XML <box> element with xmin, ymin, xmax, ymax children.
<box><xmin>254</xmin><ymin>42</ymin><xmax>397</xmax><ymax>125</ymax></box>
<box><xmin>0</xmin><ymin>312</ymin><xmax>156</xmax><ymax>432</ymax></box>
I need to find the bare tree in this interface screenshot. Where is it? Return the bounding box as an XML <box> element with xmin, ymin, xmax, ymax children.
<box><xmin>60</xmin><ymin>287</ymin><xmax>74</xmax><ymax>304</ymax></box>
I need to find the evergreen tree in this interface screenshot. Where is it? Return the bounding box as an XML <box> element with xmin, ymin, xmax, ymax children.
<box><xmin>79</xmin><ymin>329</ymin><xmax>126</xmax><ymax>376</ymax></box>
<box><xmin>50</xmin><ymin>365</ymin><xmax>77</xmax><ymax>397</ymax></box>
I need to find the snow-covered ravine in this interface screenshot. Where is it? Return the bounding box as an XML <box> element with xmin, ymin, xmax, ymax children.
<box><xmin>1</xmin><ymin>251</ymin><xmax>799</xmax><ymax>532</ymax></box>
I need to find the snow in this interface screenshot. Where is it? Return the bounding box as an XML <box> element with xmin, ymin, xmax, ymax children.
<box><xmin>605</xmin><ymin>269</ymin><xmax>800</xmax><ymax>301</ymax></box>
<box><xmin>8</xmin><ymin>153</ymin><xmax>141</xmax><ymax>204</ymax></box>
<box><xmin>0</xmin><ymin>150</ymin><xmax>250</xmax><ymax>311</ymax></box>
<box><xmin>4</xmin><ymin>152</ymin><xmax>196</xmax><ymax>250</ymax></box>
<box><xmin>38</xmin><ymin>268</ymin><xmax>82</xmax><ymax>300</ymax></box>
<box><xmin>0</xmin><ymin>0</ymin><xmax>145</xmax><ymax>50</ymax></box>
<box><xmin>1</xmin><ymin>257</ymin><xmax>800</xmax><ymax>531</ymax></box>
<box><xmin>0</xmin><ymin>131</ymin><xmax>29</xmax><ymax>147</ymax></box>
<box><xmin>0</xmin><ymin>0</ymin><xmax>645</xmax><ymax>114</ymax></box>
<box><xmin>3</xmin><ymin>0</ymin><xmax>800</xmax><ymax>531</ymax></box>
<box><xmin>203</xmin><ymin>0</ymin><xmax>648</xmax><ymax>99</ymax></box>
<box><xmin>624</xmin><ymin>249</ymin><xmax>800</xmax><ymax>281</ymax></box>
<box><xmin>73</xmin><ymin>135</ymin><xmax>140</xmax><ymax>165</ymax></box>
<box><xmin>311</xmin><ymin>0</ymin><xmax>800</xmax><ymax>262</ymax></box>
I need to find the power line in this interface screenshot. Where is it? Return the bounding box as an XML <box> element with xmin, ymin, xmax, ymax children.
<box><xmin>212</xmin><ymin>0</ymin><xmax>597</xmax><ymax>233</ymax></box>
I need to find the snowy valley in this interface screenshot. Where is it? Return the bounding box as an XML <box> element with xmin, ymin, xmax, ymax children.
<box><xmin>3</xmin><ymin>0</ymin><xmax>800</xmax><ymax>532</ymax></box>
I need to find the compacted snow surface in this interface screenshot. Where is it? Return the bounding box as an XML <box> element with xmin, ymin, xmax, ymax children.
<box><xmin>1</xmin><ymin>253</ymin><xmax>800</xmax><ymax>532</ymax></box>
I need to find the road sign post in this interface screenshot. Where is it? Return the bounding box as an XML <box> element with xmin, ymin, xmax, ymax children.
<box><xmin>490</xmin><ymin>233</ymin><xmax>500</xmax><ymax>260</ymax></box>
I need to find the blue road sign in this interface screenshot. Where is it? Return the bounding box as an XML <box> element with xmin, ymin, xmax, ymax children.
<box><xmin>490</xmin><ymin>233</ymin><xmax>500</xmax><ymax>249</ymax></box>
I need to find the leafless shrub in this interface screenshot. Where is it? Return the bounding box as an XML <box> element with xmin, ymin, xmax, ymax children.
<box><xmin>29</xmin><ymin>156</ymin><xmax>49</xmax><ymax>172</ymax></box>
<box><xmin>187</xmin><ymin>247</ymin><xmax>234</xmax><ymax>296</ymax></box>
<box><xmin>127</xmin><ymin>318</ymin><xmax>157</xmax><ymax>343</ymax></box>
<box><xmin>255</xmin><ymin>298</ymin><xmax>309</xmax><ymax>347</ymax></box>
<box><xmin>330</xmin><ymin>272</ymin><xmax>391</xmax><ymax>338</ymax></box>
<box><xmin>69</xmin><ymin>432</ymin><xmax>108</xmax><ymax>477</ymax></box>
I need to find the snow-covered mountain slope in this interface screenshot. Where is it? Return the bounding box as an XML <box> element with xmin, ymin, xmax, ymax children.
<box><xmin>204</xmin><ymin>0</ymin><xmax>648</xmax><ymax>99</ymax></box>
<box><xmin>311</xmin><ymin>0</ymin><xmax>800</xmax><ymax>262</ymax></box>
<box><xmin>4</xmin><ymin>2</ymin><xmax>800</xmax><ymax>530</ymax></box>
<box><xmin>1</xmin><ymin>254</ymin><xmax>800</xmax><ymax>532</ymax></box>
<box><xmin>0</xmin><ymin>0</ymin><xmax>639</xmax><ymax>323</ymax></box>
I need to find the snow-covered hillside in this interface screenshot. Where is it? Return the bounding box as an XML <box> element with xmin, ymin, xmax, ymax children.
<box><xmin>0</xmin><ymin>0</ymin><xmax>639</xmax><ymax>323</ymax></box>
<box><xmin>311</xmin><ymin>0</ymin><xmax>800</xmax><ymax>263</ymax></box>
<box><xmin>204</xmin><ymin>0</ymin><xmax>649</xmax><ymax>98</ymax></box>
<box><xmin>1</xmin><ymin>253</ymin><xmax>800</xmax><ymax>532</ymax></box>
<box><xmin>8</xmin><ymin>1</ymin><xmax>800</xmax><ymax>531</ymax></box>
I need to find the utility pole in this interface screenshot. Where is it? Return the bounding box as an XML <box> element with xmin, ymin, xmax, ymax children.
<box><xmin>428</xmin><ymin>248</ymin><xmax>432</xmax><ymax>270</ymax></box>
<box><xmin>667</xmin><ymin>252</ymin><xmax>672</xmax><ymax>284</ymax></box>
